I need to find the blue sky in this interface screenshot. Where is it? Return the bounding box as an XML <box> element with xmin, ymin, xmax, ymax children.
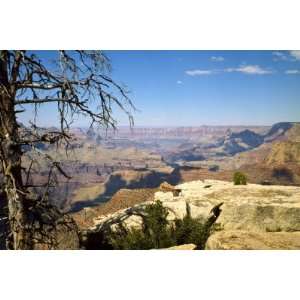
<box><xmin>19</xmin><ymin>50</ymin><xmax>300</xmax><ymax>127</ymax></box>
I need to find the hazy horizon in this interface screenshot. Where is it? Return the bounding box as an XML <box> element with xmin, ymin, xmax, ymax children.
<box><xmin>23</xmin><ymin>121</ymin><xmax>299</xmax><ymax>129</ymax></box>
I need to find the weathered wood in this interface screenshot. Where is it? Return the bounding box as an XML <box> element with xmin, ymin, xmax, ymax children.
<box><xmin>0</xmin><ymin>51</ymin><xmax>32</xmax><ymax>249</ymax></box>
<box><xmin>205</xmin><ymin>202</ymin><xmax>224</xmax><ymax>228</ymax></box>
<box><xmin>0</xmin><ymin>50</ymin><xmax>134</xmax><ymax>249</ymax></box>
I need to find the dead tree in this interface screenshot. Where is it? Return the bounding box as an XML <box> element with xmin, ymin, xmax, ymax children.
<box><xmin>0</xmin><ymin>50</ymin><xmax>134</xmax><ymax>249</ymax></box>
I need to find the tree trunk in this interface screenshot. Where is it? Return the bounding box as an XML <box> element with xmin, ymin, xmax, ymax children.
<box><xmin>0</xmin><ymin>51</ymin><xmax>32</xmax><ymax>249</ymax></box>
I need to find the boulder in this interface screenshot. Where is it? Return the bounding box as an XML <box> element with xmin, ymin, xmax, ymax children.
<box><xmin>159</xmin><ymin>181</ymin><xmax>181</xmax><ymax>196</ymax></box>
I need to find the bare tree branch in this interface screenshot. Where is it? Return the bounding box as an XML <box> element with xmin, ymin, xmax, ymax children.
<box><xmin>1</xmin><ymin>50</ymin><xmax>135</xmax><ymax>249</ymax></box>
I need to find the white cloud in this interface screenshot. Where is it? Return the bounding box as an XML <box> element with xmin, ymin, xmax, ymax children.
<box><xmin>273</xmin><ymin>50</ymin><xmax>300</xmax><ymax>61</ymax></box>
<box><xmin>211</xmin><ymin>56</ymin><xmax>224</xmax><ymax>62</ymax></box>
<box><xmin>272</xmin><ymin>51</ymin><xmax>289</xmax><ymax>61</ymax></box>
<box><xmin>185</xmin><ymin>65</ymin><xmax>273</xmax><ymax>77</ymax></box>
<box><xmin>285</xmin><ymin>69</ymin><xmax>300</xmax><ymax>74</ymax></box>
<box><xmin>225</xmin><ymin>65</ymin><xmax>273</xmax><ymax>75</ymax></box>
<box><xmin>185</xmin><ymin>69</ymin><xmax>215</xmax><ymax>76</ymax></box>
<box><xmin>289</xmin><ymin>50</ymin><xmax>300</xmax><ymax>60</ymax></box>
<box><xmin>176</xmin><ymin>80</ymin><xmax>183</xmax><ymax>84</ymax></box>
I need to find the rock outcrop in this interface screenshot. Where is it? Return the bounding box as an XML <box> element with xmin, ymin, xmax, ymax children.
<box><xmin>221</xmin><ymin>129</ymin><xmax>264</xmax><ymax>155</ymax></box>
<box><xmin>264</xmin><ymin>141</ymin><xmax>300</xmax><ymax>165</ymax></box>
<box><xmin>166</xmin><ymin>244</ymin><xmax>197</xmax><ymax>250</ymax></box>
<box><xmin>205</xmin><ymin>230</ymin><xmax>300</xmax><ymax>250</ymax></box>
<box><xmin>263</xmin><ymin>122</ymin><xmax>294</xmax><ymax>142</ymax></box>
<box><xmin>84</xmin><ymin>179</ymin><xmax>300</xmax><ymax>250</ymax></box>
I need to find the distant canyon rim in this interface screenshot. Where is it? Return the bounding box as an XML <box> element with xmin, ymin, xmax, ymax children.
<box><xmin>14</xmin><ymin>122</ymin><xmax>299</xmax><ymax>215</ymax></box>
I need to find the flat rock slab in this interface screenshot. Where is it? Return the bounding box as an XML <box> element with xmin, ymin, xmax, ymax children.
<box><xmin>155</xmin><ymin>180</ymin><xmax>300</xmax><ymax>232</ymax></box>
<box><xmin>166</xmin><ymin>244</ymin><xmax>197</xmax><ymax>250</ymax></box>
<box><xmin>205</xmin><ymin>230</ymin><xmax>300</xmax><ymax>250</ymax></box>
<box><xmin>89</xmin><ymin>180</ymin><xmax>300</xmax><ymax>245</ymax></box>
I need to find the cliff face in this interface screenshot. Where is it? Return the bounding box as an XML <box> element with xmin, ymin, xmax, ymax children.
<box><xmin>262</xmin><ymin>123</ymin><xmax>300</xmax><ymax>166</ymax></box>
<box><xmin>164</xmin><ymin>123</ymin><xmax>299</xmax><ymax>165</ymax></box>
<box><xmin>210</xmin><ymin>123</ymin><xmax>300</xmax><ymax>185</ymax></box>
<box><xmin>218</xmin><ymin>122</ymin><xmax>298</xmax><ymax>155</ymax></box>
<box><xmin>220</xmin><ymin>129</ymin><xmax>264</xmax><ymax>155</ymax></box>
<box><xmin>263</xmin><ymin>122</ymin><xmax>295</xmax><ymax>142</ymax></box>
<box><xmin>264</xmin><ymin>141</ymin><xmax>300</xmax><ymax>165</ymax></box>
<box><xmin>82</xmin><ymin>179</ymin><xmax>300</xmax><ymax>249</ymax></box>
<box><xmin>70</xmin><ymin>167</ymin><xmax>175</xmax><ymax>211</ymax></box>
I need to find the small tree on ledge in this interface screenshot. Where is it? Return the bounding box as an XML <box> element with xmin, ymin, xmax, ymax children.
<box><xmin>233</xmin><ymin>171</ymin><xmax>247</xmax><ymax>185</ymax></box>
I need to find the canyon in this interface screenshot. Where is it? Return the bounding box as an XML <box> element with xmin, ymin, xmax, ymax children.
<box><xmin>2</xmin><ymin>121</ymin><xmax>300</xmax><ymax>249</ymax></box>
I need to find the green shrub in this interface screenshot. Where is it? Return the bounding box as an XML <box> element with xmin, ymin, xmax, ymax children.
<box><xmin>108</xmin><ymin>201</ymin><xmax>174</xmax><ymax>249</ymax></box>
<box><xmin>172</xmin><ymin>214</ymin><xmax>209</xmax><ymax>249</ymax></box>
<box><xmin>107</xmin><ymin>201</ymin><xmax>216</xmax><ymax>250</ymax></box>
<box><xmin>233</xmin><ymin>172</ymin><xmax>247</xmax><ymax>185</ymax></box>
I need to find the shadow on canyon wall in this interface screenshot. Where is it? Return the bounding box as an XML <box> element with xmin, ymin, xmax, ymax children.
<box><xmin>69</xmin><ymin>167</ymin><xmax>187</xmax><ymax>213</ymax></box>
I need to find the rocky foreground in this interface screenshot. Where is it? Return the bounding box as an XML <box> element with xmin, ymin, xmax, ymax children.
<box><xmin>83</xmin><ymin>180</ymin><xmax>300</xmax><ymax>249</ymax></box>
